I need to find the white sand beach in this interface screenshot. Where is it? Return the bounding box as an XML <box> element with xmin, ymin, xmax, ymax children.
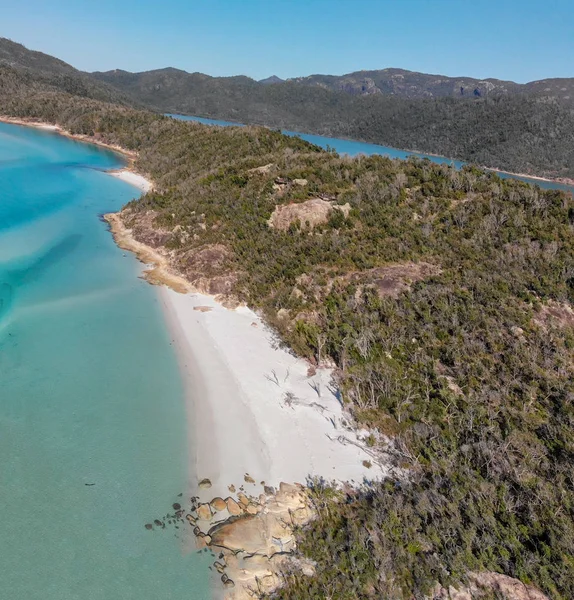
<box><xmin>159</xmin><ymin>288</ymin><xmax>386</xmax><ymax>501</ymax></box>
<box><xmin>110</xmin><ymin>169</ymin><xmax>153</xmax><ymax>193</ymax></box>
<box><xmin>110</xmin><ymin>164</ymin><xmax>384</xmax><ymax>501</ymax></box>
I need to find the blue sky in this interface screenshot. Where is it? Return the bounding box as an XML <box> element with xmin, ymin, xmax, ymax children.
<box><xmin>0</xmin><ymin>0</ymin><xmax>572</xmax><ymax>82</ymax></box>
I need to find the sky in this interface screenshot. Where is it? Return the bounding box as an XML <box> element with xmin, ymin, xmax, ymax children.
<box><xmin>0</xmin><ymin>0</ymin><xmax>573</xmax><ymax>82</ymax></box>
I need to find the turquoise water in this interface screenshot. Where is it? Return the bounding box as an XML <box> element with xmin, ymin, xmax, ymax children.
<box><xmin>0</xmin><ymin>123</ymin><xmax>211</xmax><ymax>599</ymax></box>
<box><xmin>168</xmin><ymin>114</ymin><xmax>574</xmax><ymax>194</ymax></box>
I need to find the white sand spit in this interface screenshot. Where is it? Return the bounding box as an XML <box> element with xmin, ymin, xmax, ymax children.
<box><xmin>159</xmin><ymin>288</ymin><xmax>387</xmax><ymax>501</ymax></box>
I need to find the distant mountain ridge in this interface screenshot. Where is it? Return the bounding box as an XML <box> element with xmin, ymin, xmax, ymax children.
<box><xmin>3</xmin><ymin>37</ymin><xmax>574</xmax><ymax>180</ymax></box>
<box><xmin>93</xmin><ymin>63</ymin><xmax>574</xmax><ymax>103</ymax></box>
<box><xmin>259</xmin><ymin>75</ymin><xmax>283</xmax><ymax>85</ymax></box>
<box><xmin>288</xmin><ymin>68</ymin><xmax>574</xmax><ymax>101</ymax></box>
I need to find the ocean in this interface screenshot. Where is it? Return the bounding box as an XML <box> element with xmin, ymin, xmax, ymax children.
<box><xmin>0</xmin><ymin>122</ymin><xmax>211</xmax><ymax>600</ymax></box>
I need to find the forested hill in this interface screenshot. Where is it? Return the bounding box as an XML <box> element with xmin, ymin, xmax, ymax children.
<box><xmin>0</xmin><ymin>38</ymin><xmax>135</xmax><ymax>105</ymax></box>
<box><xmin>290</xmin><ymin>68</ymin><xmax>574</xmax><ymax>101</ymax></box>
<box><xmin>3</xmin><ymin>37</ymin><xmax>574</xmax><ymax>180</ymax></box>
<box><xmin>2</xmin><ymin>38</ymin><xmax>574</xmax><ymax>600</ymax></box>
<box><xmin>94</xmin><ymin>65</ymin><xmax>574</xmax><ymax>102</ymax></box>
<box><xmin>93</xmin><ymin>67</ymin><xmax>574</xmax><ymax>181</ymax></box>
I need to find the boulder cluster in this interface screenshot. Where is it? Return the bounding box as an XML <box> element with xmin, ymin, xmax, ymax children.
<box><xmin>188</xmin><ymin>478</ymin><xmax>316</xmax><ymax>598</ymax></box>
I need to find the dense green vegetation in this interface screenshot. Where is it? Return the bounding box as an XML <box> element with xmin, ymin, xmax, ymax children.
<box><xmin>94</xmin><ymin>67</ymin><xmax>574</xmax><ymax>181</ymax></box>
<box><xmin>0</xmin><ymin>37</ymin><xmax>138</xmax><ymax>105</ymax></box>
<box><xmin>2</xmin><ymin>51</ymin><xmax>574</xmax><ymax>600</ymax></box>
<box><xmin>4</xmin><ymin>36</ymin><xmax>574</xmax><ymax>181</ymax></box>
<box><xmin>133</xmin><ymin>142</ymin><xmax>574</xmax><ymax>599</ymax></box>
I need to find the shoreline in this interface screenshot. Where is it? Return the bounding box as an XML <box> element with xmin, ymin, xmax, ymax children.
<box><xmin>4</xmin><ymin>113</ymin><xmax>380</xmax><ymax>597</ymax></box>
<box><xmin>5</xmin><ymin>114</ymin><xmax>573</xmax><ymax>190</ymax></box>
<box><xmin>0</xmin><ymin>116</ymin><xmax>158</xmax><ymax>191</ymax></box>
<box><xmin>484</xmin><ymin>166</ymin><xmax>574</xmax><ymax>186</ymax></box>
<box><xmin>0</xmin><ymin>116</ymin><xmax>137</xmax><ymax>158</ymax></box>
<box><xmin>108</xmin><ymin>169</ymin><xmax>153</xmax><ymax>192</ymax></box>
<box><xmin>160</xmin><ymin>276</ymin><xmax>383</xmax><ymax>502</ymax></box>
<box><xmin>105</xmin><ymin>213</ymin><xmax>384</xmax><ymax>501</ymax></box>
<box><xmin>107</xmin><ymin>211</ymin><xmax>384</xmax><ymax>598</ymax></box>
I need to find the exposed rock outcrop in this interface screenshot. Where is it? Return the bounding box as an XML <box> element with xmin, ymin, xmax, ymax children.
<box><xmin>247</xmin><ymin>163</ymin><xmax>275</xmax><ymax>175</ymax></box>
<box><xmin>268</xmin><ymin>198</ymin><xmax>351</xmax><ymax>231</ymax></box>
<box><xmin>533</xmin><ymin>298</ymin><xmax>574</xmax><ymax>329</ymax></box>
<box><xmin>186</xmin><ymin>481</ymin><xmax>316</xmax><ymax>599</ymax></box>
<box><xmin>104</xmin><ymin>212</ymin><xmax>190</xmax><ymax>293</ymax></box>
<box><xmin>428</xmin><ymin>572</ymin><xmax>550</xmax><ymax>600</ymax></box>
<box><xmin>344</xmin><ymin>261</ymin><xmax>441</xmax><ymax>299</ymax></box>
<box><xmin>107</xmin><ymin>209</ymin><xmax>241</xmax><ymax>305</ymax></box>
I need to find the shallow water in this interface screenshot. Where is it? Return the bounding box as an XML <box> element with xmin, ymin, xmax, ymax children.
<box><xmin>0</xmin><ymin>123</ymin><xmax>211</xmax><ymax>599</ymax></box>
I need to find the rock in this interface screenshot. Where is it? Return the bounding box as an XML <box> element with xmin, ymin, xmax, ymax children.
<box><xmin>210</xmin><ymin>516</ymin><xmax>264</xmax><ymax>554</ymax></box>
<box><xmin>292</xmin><ymin>506</ymin><xmax>313</xmax><ymax>524</ymax></box>
<box><xmin>210</xmin><ymin>513</ymin><xmax>294</xmax><ymax>556</ymax></box>
<box><xmin>172</xmin><ymin>503</ymin><xmax>181</xmax><ymax>511</ymax></box>
<box><xmin>246</xmin><ymin>503</ymin><xmax>259</xmax><ymax>515</ymax></box>
<box><xmin>293</xmin><ymin>178</ymin><xmax>308</xmax><ymax>186</ymax></box>
<box><xmin>210</xmin><ymin>497</ymin><xmax>227</xmax><ymax>512</ymax></box>
<box><xmin>186</xmin><ymin>514</ymin><xmax>196</xmax><ymax>524</ymax></box>
<box><xmin>469</xmin><ymin>572</ymin><xmax>549</xmax><ymax>600</ymax></box>
<box><xmin>292</xmin><ymin>557</ymin><xmax>316</xmax><ymax>577</ymax></box>
<box><xmin>210</xmin><ymin>485</ymin><xmax>317</xmax><ymax>600</ymax></box>
<box><xmin>279</xmin><ymin>482</ymin><xmax>300</xmax><ymax>495</ymax></box>
<box><xmin>244</xmin><ymin>473</ymin><xmax>255</xmax><ymax>484</ymax></box>
<box><xmin>144</xmin><ymin>523</ymin><xmax>153</xmax><ymax>530</ymax></box>
<box><xmin>248</xmin><ymin>163</ymin><xmax>274</xmax><ymax>175</ymax></box>
<box><xmin>197</xmin><ymin>503</ymin><xmax>213</xmax><ymax>521</ymax></box>
<box><xmin>223</xmin><ymin>579</ymin><xmax>235</xmax><ymax>589</ymax></box>
<box><xmin>198</xmin><ymin>478</ymin><xmax>212</xmax><ymax>489</ymax></box>
<box><xmin>196</xmin><ymin>536</ymin><xmax>209</xmax><ymax>550</ymax></box>
<box><xmin>427</xmin><ymin>572</ymin><xmax>550</xmax><ymax>600</ymax></box>
<box><xmin>226</xmin><ymin>497</ymin><xmax>243</xmax><ymax>516</ymax></box>
<box><xmin>268</xmin><ymin>198</ymin><xmax>350</xmax><ymax>231</ymax></box>
<box><xmin>264</xmin><ymin>485</ymin><xmax>275</xmax><ymax>496</ymax></box>
<box><xmin>278</xmin><ymin>483</ymin><xmax>307</xmax><ymax>508</ymax></box>
<box><xmin>228</xmin><ymin>484</ymin><xmax>236</xmax><ymax>493</ymax></box>
<box><xmin>214</xmin><ymin>561</ymin><xmax>226</xmax><ymax>573</ymax></box>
